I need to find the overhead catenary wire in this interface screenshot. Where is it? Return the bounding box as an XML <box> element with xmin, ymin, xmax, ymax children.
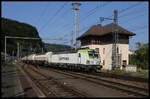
<box><xmin>42</xmin><ymin>3</ymin><xmax>70</xmax><ymax>35</ymax></box>
<box><xmin>108</xmin><ymin>2</ymin><xmax>144</xmax><ymax>18</ymax></box>
<box><xmin>35</xmin><ymin>2</ymin><xmax>50</xmax><ymax>26</ymax></box>
<box><xmin>119</xmin><ymin>12</ymin><xmax>147</xmax><ymax>25</ymax></box>
<box><xmin>118</xmin><ymin>7</ymin><xmax>147</xmax><ymax>18</ymax></box>
<box><xmin>38</xmin><ymin>2</ymin><xmax>67</xmax><ymax>33</ymax></box>
<box><xmin>129</xmin><ymin>25</ymin><xmax>148</xmax><ymax>31</ymax></box>
<box><xmin>54</xmin><ymin>2</ymin><xmax>110</xmax><ymax>39</ymax></box>
<box><xmin>79</xmin><ymin>2</ymin><xmax>110</xmax><ymax>24</ymax></box>
<box><xmin>79</xmin><ymin>20</ymin><xmax>99</xmax><ymax>34</ymax></box>
<box><xmin>119</xmin><ymin>2</ymin><xmax>143</xmax><ymax>14</ymax></box>
<box><xmin>50</xmin><ymin>2</ymin><xmax>69</xmax><ymax>26</ymax></box>
<box><xmin>48</xmin><ymin>1</ymin><xmax>146</xmax><ymax>41</ymax></box>
<box><xmin>3</xmin><ymin>36</ymin><xmax>68</xmax><ymax>41</ymax></box>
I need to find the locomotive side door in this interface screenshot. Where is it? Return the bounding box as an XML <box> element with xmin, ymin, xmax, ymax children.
<box><xmin>78</xmin><ymin>53</ymin><xmax>81</xmax><ymax>64</ymax></box>
<box><xmin>79</xmin><ymin>52</ymin><xmax>87</xmax><ymax>65</ymax></box>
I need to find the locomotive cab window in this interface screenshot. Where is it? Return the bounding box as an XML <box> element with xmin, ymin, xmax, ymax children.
<box><xmin>78</xmin><ymin>53</ymin><xmax>81</xmax><ymax>57</ymax></box>
<box><xmin>88</xmin><ymin>51</ymin><xmax>99</xmax><ymax>59</ymax></box>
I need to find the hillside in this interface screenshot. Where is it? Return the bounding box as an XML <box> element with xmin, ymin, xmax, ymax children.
<box><xmin>1</xmin><ymin>17</ymin><xmax>43</xmax><ymax>56</ymax></box>
<box><xmin>44</xmin><ymin>43</ymin><xmax>74</xmax><ymax>52</ymax></box>
<box><xmin>1</xmin><ymin>17</ymin><xmax>74</xmax><ymax>57</ymax></box>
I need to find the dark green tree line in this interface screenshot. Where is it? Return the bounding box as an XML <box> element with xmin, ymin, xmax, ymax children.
<box><xmin>1</xmin><ymin>17</ymin><xmax>74</xmax><ymax>58</ymax></box>
<box><xmin>129</xmin><ymin>42</ymin><xmax>149</xmax><ymax>69</ymax></box>
<box><xmin>1</xmin><ymin>17</ymin><xmax>43</xmax><ymax>56</ymax></box>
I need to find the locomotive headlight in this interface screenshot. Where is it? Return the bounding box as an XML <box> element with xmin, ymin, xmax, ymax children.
<box><xmin>96</xmin><ymin>61</ymin><xmax>100</xmax><ymax>64</ymax></box>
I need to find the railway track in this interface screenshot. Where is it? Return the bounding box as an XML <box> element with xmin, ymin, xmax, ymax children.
<box><xmin>40</xmin><ymin>66</ymin><xmax>148</xmax><ymax>97</ymax></box>
<box><xmin>95</xmin><ymin>72</ymin><xmax>148</xmax><ymax>83</ymax></box>
<box><xmin>21</xmin><ymin>64</ymin><xmax>88</xmax><ymax>98</ymax></box>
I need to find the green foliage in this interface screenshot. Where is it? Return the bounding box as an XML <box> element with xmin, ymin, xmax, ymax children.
<box><xmin>129</xmin><ymin>42</ymin><xmax>149</xmax><ymax>69</ymax></box>
<box><xmin>1</xmin><ymin>55</ymin><xmax>5</xmax><ymax>66</ymax></box>
<box><xmin>1</xmin><ymin>54</ymin><xmax>14</xmax><ymax>66</ymax></box>
<box><xmin>44</xmin><ymin>43</ymin><xmax>73</xmax><ymax>52</ymax></box>
<box><xmin>1</xmin><ymin>17</ymin><xmax>74</xmax><ymax>57</ymax></box>
<box><xmin>1</xmin><ymin>17</ymin><xmax>43</xmax><ymax>56</ymax></box>
<box><xmin>101</xmin><ymin>68</ymin><xmax>148</xmax><ymax>78</ymax></box>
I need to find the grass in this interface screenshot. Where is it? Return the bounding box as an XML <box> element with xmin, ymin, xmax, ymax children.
<box><xmin>101</xmin><ymin>68</ymin><xmax>149</xmax><ymax>78</ymax></box>
<box><xmin>2</xmin><ymin>61</ymin><xmax>15</xmax><ymax>67</ymax></box>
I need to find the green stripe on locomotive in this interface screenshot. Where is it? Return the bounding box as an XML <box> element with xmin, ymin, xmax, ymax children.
<box><xmin>77</xmin><ymin>49</ymin><xmax>100</xmax><ymax>60</ymax></box>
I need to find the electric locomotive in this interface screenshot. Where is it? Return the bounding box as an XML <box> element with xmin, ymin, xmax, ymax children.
<box><xmin>22</xmin><ymin>48</ymin><xmax>102</xmax><ymax>72</ymax></box>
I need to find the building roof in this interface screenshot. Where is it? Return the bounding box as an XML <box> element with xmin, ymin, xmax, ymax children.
<box><xmin>129</xmin><ymin>49</ymin><xmax>135</xmax><ymax>53</ymax></box>
<box><xmin>77</xmin><ymin>23</ymin><xmax>136</xmax><ymax>40</ymax></box>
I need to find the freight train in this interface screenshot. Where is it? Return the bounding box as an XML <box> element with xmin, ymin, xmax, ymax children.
<box><xmin>21</xmin><ymin>49</ymin><xmax>102</xmax><ymax>72</ymax></box>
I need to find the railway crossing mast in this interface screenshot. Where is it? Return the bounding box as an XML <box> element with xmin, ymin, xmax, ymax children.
<box><xmin>100</xmin><ymin>10</ymin><xmax>118</xmax><ymax>71</ymax></box>
<box><xmin>72</xmin><ymin>3</ymin><xmax>81</xmax><ymax>50</ymax></box>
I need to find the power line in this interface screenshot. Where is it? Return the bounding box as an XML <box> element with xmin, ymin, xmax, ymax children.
<box><xmin>50</xmin><ymin>2</ymin><xmax>69</xmax><ymax>26</ymax></box>
<box><xmin>130</xmin><ymin>25</ymin><xmax>148</xmax><ymax>31</ymax></box>
<box><xmin>118</xmin><ymin>7</ymin><xmax>147</xmax><ymax>18</ymax></box>
<box><xmin>79</xmin><ymin>2</ymin><xmax>110</xmax><ymax>24</ymax></box>
<box><xmin>53</xmin><ymin>2</ymin><xmax>110</xmax><ymax>38</ymax></box>
<box><xmin>108</xmin><ymin>2</ymin><xmax>143</xmax><ymax>18</ymax></box>
<box><xmin>39</xmin><ymin>2</ymin><xmax>67</xmax><ymax>32</ymax></box>
<box><xmin>4</xmin><ymin>36</ymin><xmax>68</xmax><ymax>41</ymax></box>
<box><xmin>36</xmin><ymin>2</ymin><xmax>50</xmax><ymax>26</ymax></box>
<box><xmin>79</xmin><ymin>21</ymin><xmax>98</xmax><ymax>34</ymax></box>
<box><xmin>55</xmin><ymin>2</ymin><xmax>110</xmax><ymax>41</ymax></box>
<box><xmin>127</xmin><ymin>24</ymin><xmax>147</xmax><ymax>30</ymax></box>
<box><xmin>119</xmin><ymin>12</ymin><xmax>147</xmax><ymax>25</ymax></box>
<box><xmin>119</xmin><ymin>2</ymin><xmax>143</xmax><ymax>14</ymax></box>
<box><xmin>51</xmin><ymin>17</ymin><xmax>72</xmax><ymax>35</ymax></box>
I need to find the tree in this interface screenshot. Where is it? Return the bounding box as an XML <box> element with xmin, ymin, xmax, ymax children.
<box><xmin>129</xmin><ymin>42</ymin><xmax>149</xmax><ymax>69</ymax></box>
<box><xmin>1</xmin><ymin>17</ymin><xmax>43</xmax><ymax>56</ymax></box>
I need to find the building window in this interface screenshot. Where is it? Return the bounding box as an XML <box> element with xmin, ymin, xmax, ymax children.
<box><xmin>93</xmin><ymin>40</ymin><xmax>95</xmax><ymax>44</ymax></box>
<box><xmin>103</xmin><ymin>48</ymin><xmax>105</xmax><ymax>54</ymax></box>
<box><xmin>99</xmin><ymin>40</ymin><xmax>101</xmax><ymax>44</ymax></box>
<box><xmin>95</xmin><ymin>48</ymin><xmax>99</xmax><ymax>52</ymax></box>
<box><xmin>103</xmin><ymin>60</ymin><xmax>105</xmax><ymax>65</ymax></box>
<box><xmin>96</xmin><ymin>40</ymin><xmax>98</xmax><ymax>44</ymax></box>
<box><xmin>117</xmin><ymin>47</ymin><xmax>119</xmax><ymax>53</ymax></box>
<box><xmin>91</xmin><ymin>40</ymin><xmax>94</xmax><ymax>44</ymax></box>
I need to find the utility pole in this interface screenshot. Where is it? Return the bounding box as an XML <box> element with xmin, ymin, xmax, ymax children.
<box><xmin>100</xmin><ymin>9</ymin><xmax>118</xmax><ymax>71</ymax></box>
<box><xmin>72</xmin><ymin>3</ymin><xmax>81</xmax><ymax>50</ymax></box>
<box><xmin>71</xmin><ymin>30</ymin><xmax>74</xmax><ymax>47</ymax></box>
<box><xmin>12</xmin><ymin>50</ymin><xmax>14</xmax><ymax>60</ymax></box>
<box><xmin>5</xmin><ymin>36</ymin><xmax>7</xmax><ymax>62</ymax></box>
<box><xmin>113</xmin><ymin>10</ymin><xmax>118</xmax><ymax>70</ymax></box>
<box><xmin>17</xmin><ymin>42</ymin><xmax>19</xmax><ymax>60</ymax></box>
<box><xmin>20</xmin><ymin>45</ymin><xmax>22</xmax><ymax>59</ymax></box>
<box><xmin>42</xmin><ymin>47</ymin><xmax>43</xmax><ymax>53</ymax></box>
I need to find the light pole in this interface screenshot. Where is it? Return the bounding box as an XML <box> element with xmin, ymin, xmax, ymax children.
<box><xmin>17</xmin><ymin>42</ymin><xmax>19</xmax><ymax>60</ymax></box>
<box><xmin>71</xmin><ymin>30</ymin><xmax>74</xmax><ymax>48</ymax></box>
<box><xmin>72</xmin><ymin>3</ymin><xmax>81</xmax><ymax>50</ymax></box>
<box><xmin>5</xmin><ymin>36</ymin><xmax>7</xmax><ymax>62</ymax></box>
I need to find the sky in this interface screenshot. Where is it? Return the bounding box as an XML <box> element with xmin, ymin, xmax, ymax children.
<box><xmin>2</xmin><ymin>1</ymin><xmax>149</xmax><ymax>50</ymax></box>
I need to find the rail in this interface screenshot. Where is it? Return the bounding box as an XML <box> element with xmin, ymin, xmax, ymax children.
<box><xmin>41</xmin><ymin>67</ymin><xmax>148</xmax><ymax>97</ymax></box>
<box><xmin>22</xmin><ymin>64</ymin><xmax>88</xmax><ymax>97</ymax></box>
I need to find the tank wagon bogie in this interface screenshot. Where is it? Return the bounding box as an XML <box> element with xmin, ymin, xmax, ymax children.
<box><xmin>22</xmin><ymin>49</ymin><xmax>102</xmax><ymax>72</ymax></box>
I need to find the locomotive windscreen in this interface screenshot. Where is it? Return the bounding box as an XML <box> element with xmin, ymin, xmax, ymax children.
<box><xmin>88</xmin><ymin>51</ymin><xmax>99</xmax><ymax>59</ymax></box>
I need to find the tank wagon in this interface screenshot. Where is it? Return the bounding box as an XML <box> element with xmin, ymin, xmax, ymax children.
<box><xmin>22</xmin><ymin>49</ymin><xmax>102</xmax><ymax>72</ymax></box>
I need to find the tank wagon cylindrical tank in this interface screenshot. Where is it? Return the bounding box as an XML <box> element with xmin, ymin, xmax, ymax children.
<box><xmin>33</xmin><ymin>52</ymin><xmax>52</xmax><ymax>65</ymax></box>
<box><xmin>23</xmin><ymin>49</ymin><xmax>102</xmax><ymax>72</ymax></box>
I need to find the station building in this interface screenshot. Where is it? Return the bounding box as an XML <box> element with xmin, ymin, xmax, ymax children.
<box><xmin>77</xmin><ymin>23</ymin><xmax>136</xmax><ymax>70</ymax></box>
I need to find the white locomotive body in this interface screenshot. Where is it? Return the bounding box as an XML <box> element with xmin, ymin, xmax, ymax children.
<box><xmin>22</xmin><ymin>49</ymin><xmax>102</xmax><ymax>72</ymax></box>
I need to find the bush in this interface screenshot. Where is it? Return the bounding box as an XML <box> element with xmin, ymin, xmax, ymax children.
<box><xmin>129</xmin><ymin>42</ymin><xmax>149</xmax><ymax>69</ymax></box>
